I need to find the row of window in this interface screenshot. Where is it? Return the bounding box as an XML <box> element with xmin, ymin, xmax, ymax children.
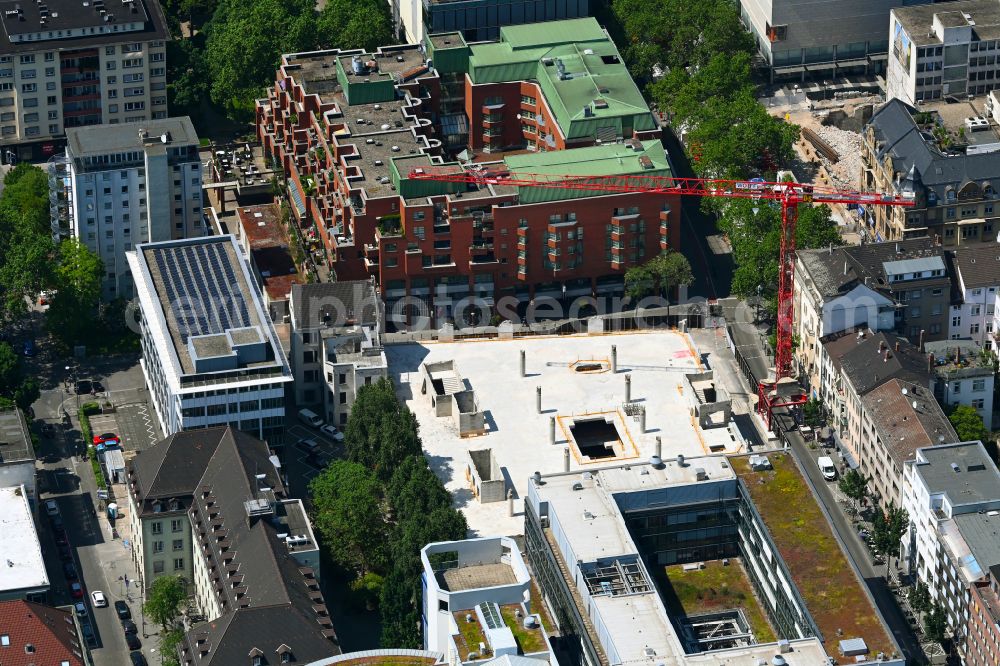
<box><xmin>150</xmin><ymin>558</ymin><xmax>185</xmax><ymax>574</ymax></box>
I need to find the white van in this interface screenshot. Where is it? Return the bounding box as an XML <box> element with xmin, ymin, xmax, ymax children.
<box><xmin>298</xmin><ymin>408</ymin><xmax>324</xmax><ymax>428</ymax></box>
<box><xmin>818</xmin><ymin>456</ymin><xmax>837</xmax><ymax>481</ymax></box>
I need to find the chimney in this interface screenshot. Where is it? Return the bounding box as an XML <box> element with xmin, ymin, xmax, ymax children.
<box><xmin>844</xmin><ymin>260</ymin><xmax>848</xmax><ymax>276</ymax></box>
<box><xmin>919</xmin><ymin>329</ymin><xmax>925</xmax><ymax>352</ymax></box>
<box><xmin>928</xmin><ymin>352</ymin><xmax>934</xmax><ymax>373</ymax></box>
<box><xmin>884</xmin><ymin>349</ymin><xmax>890</xmax><ymax>363</ymax></box>
<box><xmin>879</xmin><ymin>340</ymin><xmax>887</xmax><ymax>353</ymax></box>
<box><xmin>895</xmin><ymin>340</ymin><xmax>900</xmax><ymax>352</ymax></box>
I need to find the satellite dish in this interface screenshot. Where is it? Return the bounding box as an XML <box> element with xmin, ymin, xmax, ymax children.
<box><xmin>901</xmin><ymin>388</ymin><xmax>908</xmax><ymax>395</ymax></box>
<box><xmin>912</xmin><ymin>400</ymin><xmax>919</xmax><ymax>410</ymax></box>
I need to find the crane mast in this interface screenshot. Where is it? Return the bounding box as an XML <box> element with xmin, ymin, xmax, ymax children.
<box><xmin>408</xmin><ymin>166</ymin><xmax>914</xmax><ymax>429</ymax></box>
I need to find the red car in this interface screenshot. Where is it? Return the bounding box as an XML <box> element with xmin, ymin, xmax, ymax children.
<box><xmin>92</xmin><ymin>432</ymin><xmax>119</xmax><ymax>446</ymax></box>
<box><xmin>69</xmin><ymin>582</ymin><xmax>83</xmax><ymax>599</ymax></box>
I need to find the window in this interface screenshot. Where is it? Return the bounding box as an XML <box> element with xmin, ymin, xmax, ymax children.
<box><xmin>971</xmin><ymin>323</ymin><xmax>981</xmax><ymax>334</ymax></box>
<box><xmin>954</xmin><ymin>381</ymin><xmax>962</xmax><ymax>394</ymax></box>
<box><xmin>172</xmin><ymin>539</ymin><xmax>184</xmax><ymax>551</ymax></box>
<box><xmin>171</xmin><ymin>518</ymin><xmax>183</xmax><ymax>532</ymax></box>
<box><xmin>151</xmin><ymin>521</ymin><xmax>163</xmax><ymax>534</ymax></box>
<box><xmin>173</xmin><ymin>558</ymin><xmax>184</xmax><ymax>570</ymax></box>
<box><xmin>953</xmin><ymin>316</ymin><xmax>962</xmax><ymax>327</ymax></box>
<box><xmin>973</xmin><ymin>398</ymin><xmax>986</xmax><ymax>409</ymax></box>
<box><xmin>153</xmin><ymin>541</ymin><xmax>164</xmax><ymax>553</ymax></box>
<box><xmin>153</xmin><ymin>560</ymin><xmax>164</xmax><ymax>574</ymax></box>
<box><xmin>973</xmin><ymin>379</ymin><xmax>986</xmax><ymax>392</ymax></box>
<box><xmin>105</xmin><ymin>46</ymin><xmax>116</xmax><ymax>56</ymax></box>
<box><xmin>19</xmin><ymin>69</ymin><xmax>34</xmax><ymax>79</ymax></box>
<box><xmin>20</xmin><ymin>83</ymin><xmax>35</xmax><ymax>93</ymax></box>
<box><xmin>19</xmin><ymin>54</ymin><xmax>33</xmax><ymax>64</ymax></box>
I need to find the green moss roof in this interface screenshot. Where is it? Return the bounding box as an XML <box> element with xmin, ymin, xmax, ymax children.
<box><xmin>468</xmin><ymin>18</ymin><xmax>655</xmax><ymax>141</ymax></box>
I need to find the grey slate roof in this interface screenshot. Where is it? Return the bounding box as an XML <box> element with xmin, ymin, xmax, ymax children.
<box><xmin>869</xmin><ymin>99</ymin><xmax>1000</xmax><ymax>202</ymax></box>
<box><xmin>131</xmin><ymin>426</ymin><xmax>338</xmax><ymax>664</ymax></box>
<box><xmin>799</xmin><ymin>237</ymin><xmax>949</xmax><ymax>301</ymax></box>
<box><xmin>912</xmin><ymin>441</ymin><xmax>1000</xmax><ymax>507</ymax></box>
<box><xmin>952</xmin><ymin>244</ymin><xmax>1000</xmax><ymax>289</ymax></box>
<box><xmin>861</xmin><ymin>379</ymin><xmax>957</xmax><ymax>466</ymax></box>
<box><xmin>834</xmin><ymin>330</ymin><xmax>932</xmax><ymax>395</ymax></box>
<box><xmin>291</xmin><ymin>280</ymin><xmax>380</xmax><ymax>329</ymax></box>
<box><xmin>954</xmin><ymin>511</ymin><xmax>1000</xmax><ymax>573</ymax></box>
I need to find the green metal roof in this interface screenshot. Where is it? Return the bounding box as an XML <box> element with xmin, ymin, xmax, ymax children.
<box><xmin>467</xmin><ymin>18</ymin><xmax>655</xmax><ymax>141</ymax></box>
<box><xmin>503</xmin><ymin>139</ymin><xmax>670</xmax><ymax>203</ymax></box>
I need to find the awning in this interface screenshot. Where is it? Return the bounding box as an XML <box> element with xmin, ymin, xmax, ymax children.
<box><xmin>773</xmin><ymin>64</ymin><xmax>806</xmax><ymax>73</ymax></box>
<box><xmin>836</xmin><ymin>58</ymin><xmax>869</xmax><ymax>67</ymax></box>
<box><xmin>839</xmin><ymin>445</ymin><xmax>860</xmax><ymax>470</ymax></box>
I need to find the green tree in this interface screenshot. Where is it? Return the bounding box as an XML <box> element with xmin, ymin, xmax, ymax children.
<box><xmin>909</xmin><ymin>581</ymin><xmax>931</xmax><ymax>623</ymax></box>
<box><xmin>0</xmin><ymin>342</ymin><xmax>20</xmax><ymax>395</ymax></box>
<box><xmin>838</xmin><ymin>469</ymin><xmax>868</xmax><ymax>513</ymax></box>
<box><xmin>46</xmin><ymin>239</ymin><xmax>104</xmax><ymax>346</ymax></box>
<box><xmin>0</xmin><ymin>164</ymin><xmax>54</xmax><ymax>321</ymax></box>
<box><xmin>204</xmin><ymin>0</ymin><xmax>317</xmax><ymax>121</ymax></box>
<box><xmin>318</xmin><ymin>0</ymin><xmax>394</xmax><ymax>52</ymax></box>
<box><xmin>923</xmin><ymin>601</ymin><xmax>947</xmax><ymax>644</ymax></box>
<box><xmin>687</xmin><ymin>89</ymin><xmax>799</xmax><ymax>179</ymax></box>
<box><xmin>624</xmin><ymin>250</ymin><xmax>693</xmax><ymax>300</ymax></box>
<box><xmin>802</xmin><ymin>398</ymin><xmax>823</xmax><ymax>428</ymax></box>
<box><xmin>166</xmin><ymin>38</ymin><xmax>210</xmax><ymax>118</ymax></box>
<box><xmin>344</xmin><ymin>378</ymin><xmax>421</xmax><ymax>481</ymax></box>
<box><xmin>948</xmin><ymin>404</ymin><xmax>990</xmax><ymax>443</ymax></box>
<box><xmin>309</xmin><ymin>460</ymin><xmax>389</xmax><ymax>573</ymax></box>
<box><xmin>159</xmin><ymin>627</ymin><xmax>185</xmax><ymax>666</ymax></box>
<box><xmin>380</xmin><ymin>564</ymin><xmax>422</xmax><ymax>648</ymax></box>
<box><xmin>649</xmin><ymin>51</ymin><xmax>753</xmax><ymax>128</ymax></box>
<box><xmin>143</xmin><ymin>575</ymin><xmax>187</xmax><ymax>630</ymax></box>
<box><xmin>387</xmin><ymin>455</ymin><xmax>451</xmax><ymax>524</ymax></box>
<box><xmin>871</xmin><ymin>502</ymin><xmax>908</xmax><ymax>579</ymax></box>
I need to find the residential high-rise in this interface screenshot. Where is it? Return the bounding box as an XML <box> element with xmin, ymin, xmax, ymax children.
<box><xmin>0</xmin><ymin>0</ymin><xmax>169</xmax><ymax>162</ymax></box>
<box><xmin>51</xmin><ymin>117</ymin><xmax>204</xmax><ymax>299</ymax></box>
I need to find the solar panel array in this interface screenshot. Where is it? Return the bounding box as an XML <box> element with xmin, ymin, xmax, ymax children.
<box><xmin>150</xmin><ymin>242</ymin><xmax>255</xmax><ymax>343</ymax></box>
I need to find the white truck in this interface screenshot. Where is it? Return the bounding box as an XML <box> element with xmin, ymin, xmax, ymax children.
<box><xmin>818</xmin><ymin>456</ymin><xmax>837</xmax><ymax>482</ymax></box>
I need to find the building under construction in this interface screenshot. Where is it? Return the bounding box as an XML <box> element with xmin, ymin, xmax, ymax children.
<box><xmin>256</xmin><ymin>18</ymin><xmax>679</xmax><ymax>327</ymax></box>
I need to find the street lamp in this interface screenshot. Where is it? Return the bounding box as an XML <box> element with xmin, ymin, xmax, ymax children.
<box><xmin>755</xmin><ymin>284</ymin><xmax>763</xmax><ymax>324</ymax></box>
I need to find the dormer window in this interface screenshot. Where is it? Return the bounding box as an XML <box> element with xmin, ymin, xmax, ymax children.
<box><xmin>252</xmin><ymin>658</ymin><xmax>262</xmax><ymax>666</ymax></box>
<box><xmin>282</xmin><ymin>654</ymin><xmax>292</xmax><ymax>664</ymax></box>
<box><xmin>947</xmin><ymin>189</ymin><xmax>956</xmax><ymax>202</ymax></box>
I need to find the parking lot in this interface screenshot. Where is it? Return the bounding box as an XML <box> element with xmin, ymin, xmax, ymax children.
<box><xmin>282</xmin><ymin>423</ymin><xmax>344</xmax><ymax>496</ymax></box>
<box><xmin>88</xmin><ymin>403</ymin><xmax>162</xmax><ymax>461</ymax></box>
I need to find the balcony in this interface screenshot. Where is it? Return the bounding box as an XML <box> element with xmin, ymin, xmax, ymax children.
<box><xmin>470</xmin><ymin>253</ymin><xmax>499</xmax><ymax>266</ymax></box>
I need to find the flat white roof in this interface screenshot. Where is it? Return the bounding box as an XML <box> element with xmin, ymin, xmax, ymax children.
<box><xmin>0</xmin><ymin>485</ymin><xmax>48</xmax><ymax>593</ymax></box>
<box><xmin>387</xmin><ymin>331</ymin><xmax>745</xmax><ymax>536</ymax></box>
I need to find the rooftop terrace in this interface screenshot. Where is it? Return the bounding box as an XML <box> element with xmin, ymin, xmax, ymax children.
<box><xmin>732</xmin><ymin>453</ymin><xmax>894</xmax><ymax>659</ymax></box>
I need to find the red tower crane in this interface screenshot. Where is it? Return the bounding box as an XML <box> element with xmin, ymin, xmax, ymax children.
<box><xmin>408</xmin><ymin>166</ymin><xmax>915</xmax><ymax>428</ymax></box>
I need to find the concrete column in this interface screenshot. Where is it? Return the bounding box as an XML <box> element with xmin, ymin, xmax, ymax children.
<box><xmin>611</xmin><ymin>345</ymin><xmax>618</xmax><ymax>373</ymax></box>
<box><xmin>536</xmin><ymin>386</ymin><xmax>542</xmax><ymax>413</ymax></box>
<box><xmin>625</xmin><ymin>374</ymin><xmax>632</xmax><ymax>402</ymax></box>
<box><xmin>563</xmin><ymin>447</ymin><xmax>570</xmax><ymax>472</ymax></box>
<box><xmin>640</xmin><ymin>408</ymin><xmax>646</xmax><ymax>433</ymax></box>
<box><xmin>507</xmin><ymin>488</ymin><xmax>514</xmax><ymax>517</ymax></box>
<box><xmin>550</xmin><ymin>416</ymin><xmax>556</xmax><ymax>445</ymax></box>
<box><xmin>520</xmin><ymin>350</ymin><xmax>526</xmax><ymax>377</ymax></box>
<box><xmin>656</xmin><ymin>436</ymin><xmax>662</xmax><ymax>460</ymax></box>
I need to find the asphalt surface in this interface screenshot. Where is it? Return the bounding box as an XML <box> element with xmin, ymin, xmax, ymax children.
<box><xmin>32</xmin><ymin>354</ymin><xmax>163</xmax><ymax>666</ymax></box>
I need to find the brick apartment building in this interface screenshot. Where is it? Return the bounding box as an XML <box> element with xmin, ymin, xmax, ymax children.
<box><xmin>256</xmin><ymin>18</ymin><xmax>679</xmax><ymax>327</ymax></box>
<box><xmin>966</xmin><ymin>563</ymin><xmax>1000</xmax><ymax>666</ymax></box>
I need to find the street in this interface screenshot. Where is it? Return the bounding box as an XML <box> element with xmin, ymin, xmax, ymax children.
<box><xmin>32</xmin><ymin>353</ymin><xmax>163</xmax><ymax>666</ymax></box>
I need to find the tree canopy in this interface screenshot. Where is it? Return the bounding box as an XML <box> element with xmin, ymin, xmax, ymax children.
<box><xmin>837</xmin><ymin>469</ymin><xmax>868</xmax><ymax>513</ymax></box>
<box><xmin>624</xmin><ymin>249</ymin><xmax>693</xmax><ymax>300</ymax></box>
<box><xmin>46</xmin><ymin>238</ymin><xmax>104</xmax><ymax>347</ymax></box>
<box><xmin>948</xmin><ymin>404</ymin><xmax>990</xmax><ymax>443</ymax></box>
<box><xmin>310</xmin><ymin>460</ymin><xmax>389</xmax><ymax>574</ymax></box>
<box><xmin>143</xmin><ymin>575</ymin><xmax>187</xmax><ymax>630</ymax></box>
<box><xmin>345</xmin><ymin>378</ymin><xmax>422</xmax><ymax>481</ymax></box>
<box><xmin>0</xmin><ymin>164</ymin><xmax>54</xmax><ymax>321</ymax></box>
<box><xmin>871</xmin><ymin>502</ymin><xmax>908</xmax><ymax>579</ymax></box>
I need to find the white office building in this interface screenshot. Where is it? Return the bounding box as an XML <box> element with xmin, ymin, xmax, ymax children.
<box><xmin>50</xmin><ymin>117</ymin><xmax>204</xmax><ymax>299</ymax></box>
<box><xmin>901</xmin><ymin>441</ymin><xmax>1000</xmax><ymax>640</ymax></box>
<box><xmin>888</xmin><ymin>1</ymin><xmax>1000</xmax><ymax>105</ymax></box>
<box><xmin>127</xmin><ymin>235</ymin><xmax>292</xmax><ymax>445</ymax></box>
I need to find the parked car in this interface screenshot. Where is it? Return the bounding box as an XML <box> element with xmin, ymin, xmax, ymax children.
<box><xmin>81</xmin><ymin>622</ymin><xmax>94</xmax><ymax>642</ymax></box>
<box><xmin>817</xmin><ymin>456</ymin><xmax>837</xmax><ymax>482</ymax></box>
<box><xmin>92</xmin><ymin>380</ymin><xmax>105</xmax><ymax>393</ymax></box>
<box><xmin>38</xmin><ymin>291</ymin><xmax>54</xmax><ymax>306</ymax></box>
<box><xmin>320</xmin><ymin>424</ymin><xmax>345</xmax><ymax>442</ymax></box>
<box><xmin>121</xmin><ymin>619</ymin><xmax>138</xmax><ymax>635</ymax></box>
<box><xmin>296</xmin><ymin>438</ymin><xmax>320</xmax><ymax>454</ymax></box>
<box><xmin>63</xmin><ymin>562</ymin><xmax>78</xmax><ymax>580</ymax></box>
<box><xmin>297</xmin><ymin>408</ymin><xmax>324</xmax><ymax>428</ymax></box>
<box><xmin>93</xmin><ymin>432</ymin><xmax>119</xmax><ymax>445</ymax></box>
<box><xmin>73</xmin><ymin>602</ymin><xmax>87</xmax><ymax>617</ymax></box>
<box><xmin>21</xmin><ymin>339</ymin><xmax>35</xmax><ymax>357</ymax></box>
<box><xmin>125</xmin><ymin>632</ymin><xmax>142</xmax><ymax>650</ymax></box>
<box><xmin>69</xmin><ymin>582</ymin><xmax>83</xmax><ymax>599</ymax></box>
<box><xmin>130</xmin><ymin>651</ymin><xmax>148</xmax><ymax>666</ymax></box>
<box><xmin>51</xmin><ymin>515</ymin><xmax>65</xmax><ymax>535</ymax></box>
<box><xmin>58</xmin><ymin>544</ymin><xmax>73</xmax><ymax>562</ymax></box>
<box><xmin>115</xmin><ymin>600</ymin><xmax>132</xmax><ymax>621</ymax></box>
<box><xmin>44</xmin><ymin>499</ymin><xmax>60</xmax><ymax>516</ymax></box>
<box><xmin>73</xmin><ymin>380</ymin><xmax>92</xmax><ymax>395</ymax></box>
<box><xmin>91</xmin><ymin>591</ymin><xmax>107</xmax><ymax>608</ymax></box>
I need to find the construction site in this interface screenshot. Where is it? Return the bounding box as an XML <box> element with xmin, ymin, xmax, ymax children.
<box><xmin>387</xmin><ymin>330</ymin><xmax>745</xmax><ymax>536</ymax></box>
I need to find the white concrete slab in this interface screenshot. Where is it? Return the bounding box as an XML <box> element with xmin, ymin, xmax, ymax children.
<box><xmin>387</xmin><ymin>331</ymin><xmax>747</xmax><ymax>537</ymax></box>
